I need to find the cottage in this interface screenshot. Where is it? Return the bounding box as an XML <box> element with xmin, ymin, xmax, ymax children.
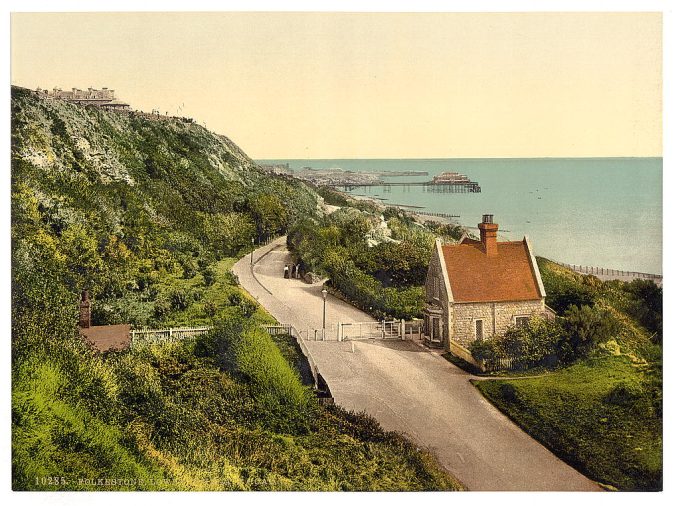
<box><xmin>423</xmin><ymin>214</ymin><xmax>553</xmax><ymax>364</ymax></box>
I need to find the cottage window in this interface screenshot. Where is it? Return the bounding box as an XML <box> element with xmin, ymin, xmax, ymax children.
<box><xmin>475</xmin><ymin>319</ymin><xmax>484</xmax><ymax>340</ymax></box>
<box><xmin>515</xmin><ymin>316</ymin><xmax>530</xmax><ymax>327</ymax></box>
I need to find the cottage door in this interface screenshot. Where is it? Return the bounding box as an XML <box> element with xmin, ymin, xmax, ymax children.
<box><xmin>432</xmin><ymin>317</ymin><xmax>440</xmax><ymax>342</ymax></box>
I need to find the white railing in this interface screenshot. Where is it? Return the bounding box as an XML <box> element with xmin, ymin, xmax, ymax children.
<box><xmin>131</xmin><ymin>326</ymin><xmax>211</xmax><ymax>346</ymax></box>
<box><xmin>336</xmin><ymin>319</ymin><xmax>422</xmax><ymax>341</ymax></box>
<box><xmin>551</xmin><ymin>260</ymin><xmax>662</xmax><ymax>283</ymax></box>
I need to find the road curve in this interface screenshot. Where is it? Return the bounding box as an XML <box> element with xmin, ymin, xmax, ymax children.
<box><xmin>233</xmin><ymin>237</ymin><xmax>602</xmax><ymax>491</ymax></box>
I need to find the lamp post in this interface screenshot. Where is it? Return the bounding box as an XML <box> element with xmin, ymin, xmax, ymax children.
<box><xmin>321</xmin><ymin>287</ymin><xmax>328</xmax><ymax>340</ymax></box>
<box><xmin>250</xmin><ymin>237</ymin><xmax>254</xmax><ymax>265</ymax></box>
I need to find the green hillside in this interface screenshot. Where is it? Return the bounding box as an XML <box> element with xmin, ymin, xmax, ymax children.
<box><xmin>475</xmin><ymin>259</ymin><xmax>662</xmax><ymax>490</ymax></box>
<box><xmin>10</xmin><ymin>87</ymin><xmax>460</xmax><ymax>491</ymax></box>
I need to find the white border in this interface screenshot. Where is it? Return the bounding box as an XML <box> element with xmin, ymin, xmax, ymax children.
<box><xmin>3</xmin><ymin>2</ymin><xmax>677</xmax><ymax>506</ymax></box>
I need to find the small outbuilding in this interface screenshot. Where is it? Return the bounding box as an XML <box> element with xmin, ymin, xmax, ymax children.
<box><xmin>78</xmin><ymin>290</ymin><xmax>131</xmax><ymax>352</ymax></box>
<box><xmin>423</xmin><ymin>214</ymin><xmax>553</xmax><ymax>364</ymax></box>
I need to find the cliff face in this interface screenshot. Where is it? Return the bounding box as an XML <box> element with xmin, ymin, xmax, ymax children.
<box><xmin>12</xmin><ymin>86</ymin><xmax>255</xmax><ymax>185</ymax></box>
<box><xmin>11</xmin><ymin>85</ymin><xmax>318</xmax><ymax>325</ymax></box>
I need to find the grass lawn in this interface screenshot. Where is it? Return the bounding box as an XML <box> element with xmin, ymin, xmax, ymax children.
<box><xmin>474</xmin><ymin>354</ymin><xmax>661</xmax><ymax>491</ymax></box>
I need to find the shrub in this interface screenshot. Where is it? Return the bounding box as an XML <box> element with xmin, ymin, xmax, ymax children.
<box><xmin>204</xmin><ymin>301</ymin><xmax>217</xmax><ymax>318</ymax></box>
<box><xmin>562</xmin><ymin>305</ymin><xmax>620</xmax><ymax>361</ymax></box>
<box><xmin>470</xmin><ymin>317</ymin><xmax>565</xmax><ymax>370</ymax></box>
<box><xmin>537</xmin><ymin>259</ymin><xmax>596</xmax><ymax>314</ymax></box>
<box><xmin>201</xmin><ymin>265</ymin><xmax>217</xmax><ymax>286</ymax></box>
<box><xmin>499</xmin><ymin>383</ymin><xmax>520</xmax><ymax>404</ymax></box>
<box><xmin>202</xmin><ymin>320</ymin><xmax>315</xmax><ymax>434</ymax></box>
<box><xmin>604</xmin><ymin>382</ymin><xmax>644</xmax><ymax>406</ymax></box>
<box><xmin>169</xmin><ymin>290</ymin><xmax>191</xmax><ymax>311</ymax></box>
<box><xmin>153</xmin><ymin>299</ymin><xmax>171</xmax><ymax>319</ymax></box>
<box><xmin>622</xmin><ymin>280</ymin><xmax>662</xmax><ymax>342</ymax></box>
<box><xmin>227</xmin><ymin>292</ymin><xmax>257</xmax><ymax>317</ymax></box>
<box><xmin>470</xmin><ymin>338</ymin><xmax>498</xmax><ymax>363</ymax></box>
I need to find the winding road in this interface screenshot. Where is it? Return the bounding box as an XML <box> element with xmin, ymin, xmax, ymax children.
<box><xmin>233</xmin><ymin>237</ymin><xmax>601</xmax><ymax>491</ymax></box>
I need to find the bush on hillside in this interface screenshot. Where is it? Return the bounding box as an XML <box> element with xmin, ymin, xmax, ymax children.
<box><xmin>196</xmin><ymin>320</ymin><xmax>315</xmax><ymax>434</ymax></box>
<box><xmin>604</xmin><ymin>382</ymin><xmax>644</xmax><ymax>406</ymax></box>
<box><xmin>470</xmin><ymin>316</ymin><xmax>566</xmax><ymax>370</ymax></box>
<box><xmin>621</xmin><ymin>279</ymin><xmax>662</xmax><ymax>343</ymax></box>
<box><xmin>562</xmin><ymin>304</ymin><xmax>620</xmax><ymax>361</ymax></box>
<box><xmin>537</xmin><ymin>258</ymin><xmax>597</xmax><ymax>314</ymax></box>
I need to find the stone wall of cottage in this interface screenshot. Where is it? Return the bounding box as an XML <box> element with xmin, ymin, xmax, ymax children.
<box><xmin>450</xmin><ymin>299</ymin><xmax>546</xmax><ymax>348</ymax></box>
<box><xmin>424</xmin><ymin>244</ymin><xmax>451</xmax><ymax>345</ymax></box>
<box><xmin>425</xmin><ymin>248</ymin><xmax>449</xmax><ymax>305</ymax></box>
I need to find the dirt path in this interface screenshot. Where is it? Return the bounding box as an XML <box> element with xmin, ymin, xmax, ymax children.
<box><xmin>233</xmin><ymin>237</ymin><xmax>601</xmax><ymax>491</ymax></box>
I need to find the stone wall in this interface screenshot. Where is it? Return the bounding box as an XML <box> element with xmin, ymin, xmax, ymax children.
<box><xmin>450</xmin><ymin>299</ymin><xmax>545</xmax><ymax>347</ymax></box>
<box><xmin>424</xmin><ymin>243</ymin><xmax>451</xmax><ymax>345</ymax></box>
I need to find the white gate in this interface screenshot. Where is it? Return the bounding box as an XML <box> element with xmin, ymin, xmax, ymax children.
<box><xmin>302</xmin><ymin>319</ymin><xmax>423</xmax><ymax>341</ymax></box>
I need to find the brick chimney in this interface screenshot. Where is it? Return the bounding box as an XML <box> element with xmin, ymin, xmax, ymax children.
<box><xmin>478</xmin><ymin>214</ymin><xmax>499</xmax><ymax>256</ymax></box>
<box><xmin>79</xmin><ymin>290</ymin><xmax>91</xmax><ymax>328</ymax></box>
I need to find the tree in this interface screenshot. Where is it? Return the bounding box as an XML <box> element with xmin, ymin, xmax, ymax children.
<box><xmin>248</xmin><ymin>194</ymin><xmax>289</xmax><ymax>241</ymax></box>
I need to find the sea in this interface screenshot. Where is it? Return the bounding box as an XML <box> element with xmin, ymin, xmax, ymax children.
<box><xmin>259</xmin><ymin>158</ymin><xmax>662</xmax><ymax>275</ymax></box>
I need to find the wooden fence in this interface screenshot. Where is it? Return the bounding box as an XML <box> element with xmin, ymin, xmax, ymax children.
<box><xmin>552</xmin><ymin>260</ymin><xmax>662</xmax><ymax>284</ymax></box>
<box><xmin>482</xmin><ymin>356</ymin><xmax>518</xmax><ymax>373</ymax></box>
<box><xmin>131</xmin><ymin>326</ymin><xmax>210</xmax><ymax>347</ymax></box>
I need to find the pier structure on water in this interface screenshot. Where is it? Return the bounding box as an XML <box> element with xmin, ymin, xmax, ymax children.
<box><xmin>337</xmin><ymin>180</ymin><xmax>481</xmax><ymax>193</ymax></box>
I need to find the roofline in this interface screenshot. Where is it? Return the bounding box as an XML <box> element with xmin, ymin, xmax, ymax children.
<box><xmin>435</xmin><ymin>238</ymin><xmax>455</xmax><ymax>303</ymax></box>
<box><xmin>452</xmin><ymin>297</ymin><xmax>544</xmax><ymax>305</ymax></box>
<box><xmin>523</xmin><ymin>236</ymin><xmax>546</xmax><ymax>298</ymax></box>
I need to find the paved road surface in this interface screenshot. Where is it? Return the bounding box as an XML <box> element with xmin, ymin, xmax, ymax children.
<box><xmin>233</xmin><ymin>237</ymin><xmax>601</xmax><ymax>491</ymax></box>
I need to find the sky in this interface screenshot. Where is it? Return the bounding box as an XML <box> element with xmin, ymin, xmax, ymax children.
<box><xmin>11</xmin><ymin>11</ymin><xmax>662</xmax><ymax>159</ymax></box>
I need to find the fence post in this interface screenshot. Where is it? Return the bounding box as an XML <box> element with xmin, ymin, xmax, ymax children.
<box><xmin>400</xmin><ymin>319</ymin><xmax>405</xmax><ymax>340</ymax></box>
<box><xmin>337</xmin><ymin>323</ymin><xmax>342</xmax><ymax>341</ymax></box>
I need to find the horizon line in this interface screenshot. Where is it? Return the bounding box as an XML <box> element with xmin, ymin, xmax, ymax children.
<box><xmin>255</xmin><ymin>156</ymin><xmax>663</xmax><ymax>161</ymax></box>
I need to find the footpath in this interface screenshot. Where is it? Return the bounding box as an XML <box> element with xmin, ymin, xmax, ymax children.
<box><xmin>233</xmin><ymin>237</ymin><xmax>601</xmax><ymax>491</ymax></box>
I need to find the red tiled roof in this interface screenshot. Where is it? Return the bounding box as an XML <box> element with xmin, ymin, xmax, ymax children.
<box><xmin>80</xmin><ymin>324</ymin><xmax>131</xmax><ymax>352</ymax></box>
<box><xmin>441</xmin><ymin>240</ymin><xmax>542</xmax><ymax>303</ymax></box>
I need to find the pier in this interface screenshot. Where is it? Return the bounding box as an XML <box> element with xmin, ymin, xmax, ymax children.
<box><xmin>336</xmin><ymin>181</ymin><xmax>481</xmax><ymax>193</ymax></box>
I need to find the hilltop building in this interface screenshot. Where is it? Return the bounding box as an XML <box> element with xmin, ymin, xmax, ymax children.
<box><xmin>423</xmin><ymin>214</ymin><xmax>553</xmax><ymax>364</ymax></box>
<box><xmin>36</xmin><ymin>86</ymin><xmax>130</xmax><ymax>110</ymax></box>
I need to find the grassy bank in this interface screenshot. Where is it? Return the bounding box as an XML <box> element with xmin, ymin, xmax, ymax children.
<box><xmin>474</xmin><ymin>354</ymin><xmax>661</xmax><ymax>491</ymax></box>
<box><xmin>14</xmin><ymin>318</ymin><xmax>462</xmax><ymax>491</ymax></box>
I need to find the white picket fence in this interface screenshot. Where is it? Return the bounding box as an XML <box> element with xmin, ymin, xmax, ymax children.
<box><xmin>130</xmin><ymin>326</ymin><xmax>210</xmax><ymax>346</ymax></box>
